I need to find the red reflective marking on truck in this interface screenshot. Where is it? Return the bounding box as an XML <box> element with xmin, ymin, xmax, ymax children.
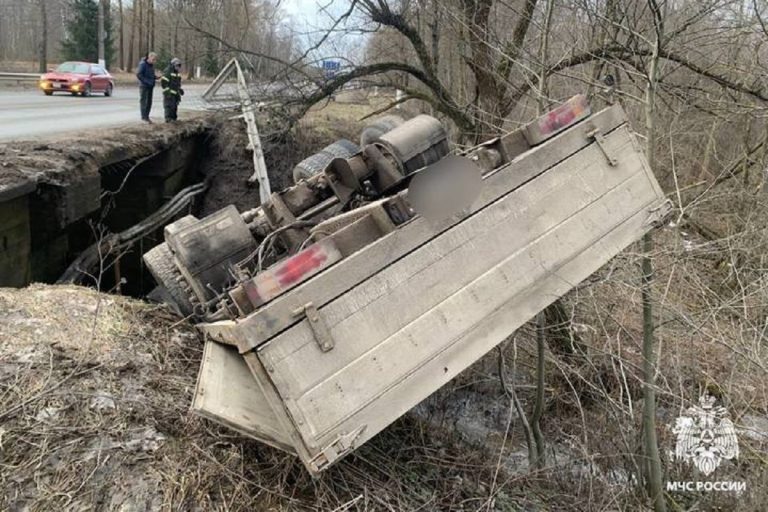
<box><xmin>243</xmin><ymin>240</ymin><xmax>342</xmax><ymax>307</ymax></box>
<box><xmin>538</xmin><ymin>97</ymin><xmax>586</xmax><ymax>136</ymax></box>
<box><xmin>275</xmin><ymin>245</ymin><xmax>328</xmax><ymax>286</ymax></box>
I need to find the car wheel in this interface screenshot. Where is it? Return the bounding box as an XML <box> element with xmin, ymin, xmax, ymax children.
<box><xmin>82</xmin><ymin>82</ymin><xmax>91</xmax><ymax>97</ymax></box>
<box><xmin>104</xmin><ymin>83</ymin><xmax>113</xmax><ymax>97</ymax></box>
<box><xmin>43</xmin><ymin>90</ymin><xmax>53</xmax><ymax>96</ymax></box>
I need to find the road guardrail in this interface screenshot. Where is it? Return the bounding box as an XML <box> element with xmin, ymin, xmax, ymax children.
<box><xmin>0</xmin><ymin>72</ymin><xmax>39</xmax><ymax>83</ymax></box>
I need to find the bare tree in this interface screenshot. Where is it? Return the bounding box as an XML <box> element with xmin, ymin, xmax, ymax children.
<box><xmin>640</xmin><ymin>2</ymin><xmax>667</xmax><ymax>510</ymax></box>
<box><xmin>118</xmin><ymin>0</ymin><xmax>124</xmax><ymax>70</ymax></box>
<box><xmin>37</xmin><ymin>0</ymin><xmax>46</xmax><ymax>72</ymax></box>
<box><xmin>128</xmin><ymin>0</ymin><xmax>138</xmax><ymax>67</ymax></box>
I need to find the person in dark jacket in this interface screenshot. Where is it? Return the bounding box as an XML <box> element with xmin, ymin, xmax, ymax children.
<box><xmin>136</xmin><ymin>52</ymin><xmax>158</xmax><ymax>123</ymax></box>
<box><xmin>160</xmin><ymin>58</ymin><xmax>184</xmax><ymax>122</ymax></box>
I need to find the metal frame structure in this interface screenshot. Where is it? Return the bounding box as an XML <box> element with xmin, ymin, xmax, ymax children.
<box><xmin>202</xmin><ymin>58</ymin><xmax>271</xmax><ymax>203</ymax></box>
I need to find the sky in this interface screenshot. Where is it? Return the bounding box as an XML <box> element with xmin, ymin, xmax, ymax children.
<box><xmin>281</xmin><ymin>0</ymin><xmax>350</xmax><ymax>31</ymax></box>
<box><xmin>280</xmin><ymin>0</ymin><xmax>368</xmax><ymax>60</ymax></box>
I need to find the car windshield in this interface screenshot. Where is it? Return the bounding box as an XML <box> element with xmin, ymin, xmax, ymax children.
<box><xmin>56</xmin><ymin>62</ymin><xmax>90</xmax><ymax>74</ymax></box>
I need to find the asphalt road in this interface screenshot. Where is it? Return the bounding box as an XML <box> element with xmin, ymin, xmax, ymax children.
<box><xmin>0</xmin><ymin>84</ymin><xmax>209</xmax><ymax>141</ymax></box>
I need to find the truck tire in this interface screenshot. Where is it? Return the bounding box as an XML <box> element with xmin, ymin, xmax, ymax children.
<box><xmin>320</xmin><ymin>139</ymin><xmax>360</xmax><ymax>159</ymax></box>
<box><xmin>292</xmin><ymin>139</ymin><xmax>361</xmax><ymax>184</ymax></box>
<box><xmin>360</xmin><ymin>115</ymin><xmax>405</xmax><ymax>146</ymax></box>
<box><xmin>292</xmin><ymin>152</ymin><xmax>332</xmax><ymax>183</ymax></box>
<box><xmin>143</xmin><ymin>243</ymin><xmax>194</xmax><ymax>317</ymax></box>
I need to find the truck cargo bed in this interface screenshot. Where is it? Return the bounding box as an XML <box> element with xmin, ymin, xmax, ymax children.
<box><xmin>193</xmin><ymin>103</ymin><xmax>670</xmax><ymax>474</ymax></box>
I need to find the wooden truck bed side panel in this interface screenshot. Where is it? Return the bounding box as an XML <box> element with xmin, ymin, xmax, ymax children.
<box><xmin>262</xmin><ymin>126</ymin><xmax>639</xmax><ymax>371</ymax></box>
<box><xmin>207</xmin><ymin>105</ymin><xmax>628</xmax><ymax>353</ymax></box>
<box><xmin>293</xmin><ymin>203</ymin><xmax>659</xmax><ymax>460</ymax></box>
<box><xmin>256</xmin><ymin>127</ymin><xmax>668</xmax><ymax>460</ymax></box>
<box><xmin>192</xmin><ymin>340</ymin><xmax>295</xmax><ymax>453</ymax></box>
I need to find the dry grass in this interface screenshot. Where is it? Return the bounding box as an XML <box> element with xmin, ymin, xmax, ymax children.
<box><xmin>6</xmin><ymin>260</ymin><xmax>766</xmax><ymax>511</ymax></box>
<box><xmin>532</xmin><ymin>219</ymin><xmax>768</xmax><ymax>510</ymax></box>
<box><xmin>0</xmin><ymin>284</ymin><xmax>540</xmax><ymax>511</ymax></box>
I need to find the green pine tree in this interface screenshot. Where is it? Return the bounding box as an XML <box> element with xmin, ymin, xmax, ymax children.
<box><xmin>61</xmin><ymin>0</ymin><xmax>115</xmax><ymax>68</ymax></box>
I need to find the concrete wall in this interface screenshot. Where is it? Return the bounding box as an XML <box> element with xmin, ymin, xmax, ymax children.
<box><xmin>0</xmin><ymin>128</ymin><xmax>210</xmax><ymax>292</ymax></box>
<box><xmin>0</xmin><ymin>195</ymin><xmax>31</xmax><ymax>287</ymax></box>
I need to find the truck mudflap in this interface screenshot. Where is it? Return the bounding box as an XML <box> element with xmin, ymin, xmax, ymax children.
<box><xmin>193</xmin><ymin>103</ymin><xmax>672</xmax><ymax>474</ymax></box>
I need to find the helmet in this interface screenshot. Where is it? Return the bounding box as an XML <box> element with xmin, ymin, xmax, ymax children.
<box><xmin>171</xmin><ymin>58</ymin><xmax>182</xmax><ymax>68</ymax></box>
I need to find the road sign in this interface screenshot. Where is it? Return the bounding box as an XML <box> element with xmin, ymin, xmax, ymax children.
<box><xmin>322</xmin><ymin>60</ymin><xmax>341</xmax><ymax>79</ymax></box>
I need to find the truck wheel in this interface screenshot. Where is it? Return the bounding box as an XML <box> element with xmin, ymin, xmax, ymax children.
<box><xmin>292</xmin><ymin>152</ymin><xmax>333</xmax><ymax>184</ymax></box>
<box><xmin>143</xmin><ymin>243</ymin><xmax>194</xmax><ymax>317</ymax></box>
<box><xmin>321</xmin><ymin>139</ymin><xmax>360</xmax><ymax>159</ymax></box>
<box><xmin>292</xmin><ymin>140</ymin><xmax>362</xmax><ymax>184</ymax></box>
<box><xmin>360</xmin><ymin>115</ymin><xmax>404</xmax><ymax>146</ymax></box>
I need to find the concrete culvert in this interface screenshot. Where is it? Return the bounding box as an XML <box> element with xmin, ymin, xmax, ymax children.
<box><xmin>359</xmin><ymin>115</ymin><xmax>405</xmax><ymax>146</ymax></box>
<box><xmin>292</xmin><ymin>139</ymin><xmax>360</xmax><ymax>184</ymax></box>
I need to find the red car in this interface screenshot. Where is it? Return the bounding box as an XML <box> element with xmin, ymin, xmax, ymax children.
<box><xmin>39</xmin><ymin>61</ymin><xmax>114</xmax><ymax>97</ymax></box>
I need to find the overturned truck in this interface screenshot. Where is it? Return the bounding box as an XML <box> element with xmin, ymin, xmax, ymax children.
<box><xmin>143</xmin><ymin>96</ymin><xmax>671</xmax><ymax>475</ymax></box>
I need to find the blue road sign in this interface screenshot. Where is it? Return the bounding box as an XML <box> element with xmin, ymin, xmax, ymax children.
<box><xmin>322</xmin><ymin>60</ymin><xmax>341</xmax><ymax>79</ymax></box>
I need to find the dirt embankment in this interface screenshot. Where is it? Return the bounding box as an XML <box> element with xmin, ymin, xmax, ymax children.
<box><xmin>0</xmin><ymin>285</ymin><xmax>538</xmax><ymax>511</ymax></box>
<box><xmin>199</xmin><ymin>100</ymin><xmax>372</xmax><ymax>215</ymax></box>
<box><xmin>0</xmin><ymin>119</ymin><xmax>210</xmax><ymax>197</ymax></box>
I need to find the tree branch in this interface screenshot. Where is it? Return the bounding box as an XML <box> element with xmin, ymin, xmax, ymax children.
<box><xmin>499</xmin><ymin>0</ymin><xmax>540</xmax><ymax>81</ymax></box>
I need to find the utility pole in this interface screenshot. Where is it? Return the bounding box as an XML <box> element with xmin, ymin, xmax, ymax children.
<box><xmin>98</xmin><ymin>0</ymin><xmax>106</xmax><ymax>68</ymax></box>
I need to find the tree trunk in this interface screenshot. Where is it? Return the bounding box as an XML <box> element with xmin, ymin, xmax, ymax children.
<box><xmin>430</xmin><ymin>0</ymin><xmax>440</xmax><ymax>71</ymax></box>
<box><xmin>641</xmin><ymin>3</ymin><xmax>667</xmax><ymax>511</ymax></box>
<box><xmin>536</xmin><ymin>0</ymin><xmax>554</xmax><ymax>113</ymax></box>
<box><xmin>148</xmin><ymin>0</ymin><xmax>154</xmax><ymax>51</ymax></box>
<box><xmin>118</xmin><ymin>0</ymin><xmax>124</xmax><ymax>70</ymax></box>
<box><xmin>532</xmin><ymin>313</ymin><xmax>547</xmax><ymax>469</ymax></box>
<box><xmin>172</xmin><ymin>8</ymin><xmax>180</xmax><ymax>56</ymax></box>
<box><xmin>97</xmin><ymin>0</ymin><xmax>105</xmax><ymax>66</ymax></box>
<box><xmin>128</xmin><ymin>0</ymin><xmax>137</xmax><ymax>68</ymax></box>
<box><xmin>37</xmin><ymin>0</ymin><xmax>47</xmax><ymax>73</ymax></box>
<box><xmin>641</xmin><ymin>233</ymin><xmax>665</xmax><ymax>511</ymax></box>
<box><xmin>138</xmin><ymin>0</ymin><xmax>145</xmax><ymax>56</ymax></box>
